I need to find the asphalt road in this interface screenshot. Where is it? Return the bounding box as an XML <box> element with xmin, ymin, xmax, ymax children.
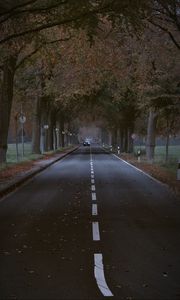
<box><xmin>0</xmin><ymin>145</ymin><xmax>180</xmax><ymax>300</ymax></box>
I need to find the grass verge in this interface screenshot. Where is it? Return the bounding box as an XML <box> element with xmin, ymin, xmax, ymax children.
<box><xmin>1</xmin><ymin>143</ymin><xmax>76</xmax><ymax>171</ymax></box>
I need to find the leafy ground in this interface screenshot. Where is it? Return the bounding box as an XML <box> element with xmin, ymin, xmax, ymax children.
<box><xmin>0</xmin><ymin>145</ymin><xmax>74</xmax><ymax>185</ymax></box>
<box><xmin>0</xmin><ymin>161</ymin><xmax>35</xmax><ymax>182</ymax></box>
<box><xmin>0</xmin><ymin>154</ymin><xmax>53</xmax><ymax>184</ymax></box>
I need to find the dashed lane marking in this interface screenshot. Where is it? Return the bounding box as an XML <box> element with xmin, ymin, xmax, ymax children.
<box><xmin>92</xmin><ymin>204</ymin><xmax>98</xmax><ymax>216</ymax></box>
<box><xmin>90</xmin><ymin>148</ymin><xmax>114</xmax><ymax>297</ymax></box>
<box><xmin>92</xmin><ymin>222</ymin><xmax>100</xmax><ymax>241</ymax></box>
<box><xmin>94</xmin><ymin>253</ymin><xmax>114</xmax><ymax>297</ymax></box>
<box><xmin>91</xmin><ymin>185</ymin><xmax>96</xmax><ymax>191</ymax></box>
<box><xmin>92</xmin><ymin>192</ymin><xmax>97</xmax><ymax>201</ymax></box>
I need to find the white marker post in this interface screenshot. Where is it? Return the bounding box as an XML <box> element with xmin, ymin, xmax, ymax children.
<box><xmin>177</xmin><ymin>159</ymin><xmax>180</xmax><ymax>180</ymax></box>
<box><xmin>117</xmin><ymin>146</ymin><xmax>120</xmax><ymax>155</ymax></box>
<box><xmin>137</xmin><ymin>149</ymin><xmax>141</xmax><ymax>162</ymax></box>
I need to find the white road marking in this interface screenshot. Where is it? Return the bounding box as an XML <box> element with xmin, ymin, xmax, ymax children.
<box><xmin>92</xmin><ymin>192</ymin><xmax>97</xmax><ymax>201</ymax></box>
<box><xmin>90</xmin><ymin>149</ymin><xmax>114</xmax><ymax>297</ymax></box>
<box><xmin>92</xmin><ymin>222</ymin><xmax>100</xmax><ymax>241</ymax></box>
<box><xmin>94</xmin><ymin>253</ymin><xmax>114</xmax><ymax>297</ymax></box>
<box><xmin>113</xmin><ymin>154</ymin><xmax>168</xmax><ymax>187</ymax></box>
<box><xmin>92</xmin><ymin>204</ymin><xmax>98</xmax><ymax>216</ymax></box>
<box><xmin>91</xmin><ymin>185</ymin><xmax>96</xmax><ymax>191</ymax></box>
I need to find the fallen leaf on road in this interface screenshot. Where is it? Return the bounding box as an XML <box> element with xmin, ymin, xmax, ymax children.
<box><xmin>116</xmin><ymin>284</ymin><xmax>122</xmax><ymax>289</ymax></box>
<box><xmin>28</xmin><ymin>270</ymin><xmax>35</xmax><ymax>274</ymax></box>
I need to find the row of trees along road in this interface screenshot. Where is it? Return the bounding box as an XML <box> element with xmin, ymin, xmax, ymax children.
<box><xmin>0</xmin><ymin>0</ymin><xmax>180</xmax><ymax>165</ymax></box>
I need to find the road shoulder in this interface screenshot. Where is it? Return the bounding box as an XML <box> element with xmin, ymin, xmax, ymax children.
<box><xmin>0</xmin><ymin>146</ymin><xmax>79</xmax><ymax>198</ymax></box>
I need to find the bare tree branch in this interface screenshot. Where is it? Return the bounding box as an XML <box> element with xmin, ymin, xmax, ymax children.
<box><xmin>0</xmin><ymin>0</ymin><xmax>68</xmax><ymax>25</ymax></box>
<box><xmin>15</xmin><ymin>35</ymin><xmax>72</xmax><ymax>70</ymax></box>
<box><xmin>149</xmin><ymin>19</ymin><xmax>180</xmax><ymax>50</ymax></box>
<box><xmin>0</xmin><ymin>0</ymin><xmax>38</xmax><ymax>16</ymax></box>
<box><xmin>0</xmin><ymin>3</ymin><xmax>110</xmax><ymax>45</ymax></box>
<box><xmin>0</xmin><ymin>0</ymin><xmax>145</xmax><ymax>45</ymax></box>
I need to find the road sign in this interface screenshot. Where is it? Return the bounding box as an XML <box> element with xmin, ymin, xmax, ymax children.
<box><xmin>19</xmin><ymin>114</ymin><xmax>26</xmax><ymax>124</ymax></box>
<box><xmin>131</xmin><ymin>133</ymin><xmax>137</xmax><ymax>140</ymax></box>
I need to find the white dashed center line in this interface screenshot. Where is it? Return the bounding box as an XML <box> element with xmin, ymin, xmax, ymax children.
<box><xmin>92</xmin><ymin>222</ymin><xmax>100</xmax><ymax>241</ymax></box>
<box><xmin>91</xmin><ymin>185</ymin><xmax>96</xmax><ymax>191</ymax></box>
<box><xmin>94</xmin><ymin>254</ymin><xmax>114</xmax><ymax>297</ymax></box>
<box><xmin>90</xmin><ymin>147</ymin><xmax>113</xmax><ymax>297</ymax></box>
<box><xmin>92</xmin><ymin>192</ymin><xmax>97</xmax><ymax>201</ymax></box>
<box><xmin>92</xmin><ymin>204</ymin><xmax>98</xmax><ymax>216</ymax></box>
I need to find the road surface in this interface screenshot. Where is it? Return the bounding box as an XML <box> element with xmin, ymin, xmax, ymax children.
<box><xmin>0</xmin><ymin>145</ymin><xmax>180</xmax><ymax>300</ymax></box>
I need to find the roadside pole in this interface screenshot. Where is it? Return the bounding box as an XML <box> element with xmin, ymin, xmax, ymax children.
<box><xmin>137</xmin><ymin>149</ymin><xmax>141</xmax><ymax>162</ymax></box>
<box><xmin>19</xmin><ymin>106</ymin><xmax>26</xmax><ymax>159</ymax></box>
<box><xmin>14</xmin><ymin>113</ymin><xmax>19</xmax><ymax>162</ymax></box>
<box><xmin>177</xmin><ymin>159</ymin><xmax>180</xmax><ymax>180</ymax></box>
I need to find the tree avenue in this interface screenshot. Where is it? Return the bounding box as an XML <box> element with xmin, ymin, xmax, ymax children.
<box><xmin>0</xmin><ymin>0</ymin><xmax>180</xmax><ymax>165</ymax></box>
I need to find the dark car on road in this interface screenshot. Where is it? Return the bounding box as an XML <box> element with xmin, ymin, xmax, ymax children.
<box><xmin>83</xmin><ymin>141</ymin><xmax>90</xmax><ymax>146</ymax></box>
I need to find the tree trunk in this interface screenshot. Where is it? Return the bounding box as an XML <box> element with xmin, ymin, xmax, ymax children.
<box><xmin>0</xmin><ymin>55</ymin><xmax>17</xmax><ymax>165</ymax></box>
<box><xmin>108</xmin><ymin>130</ymin><xmax>112</xmax><ymax>146</ymax></box>
<box><xmin>165</xmin><ymin>133</ymin><xmax>170</xmax><ymax>163</ymax></box>
<box><xmin>124</xmin><ymin>127</ymin><xmax>128</xmax><ymax>152</ymax></box>
<box><xmin>119</xmin><ymin>128</ymin><xmax>124</xmax><ymax>152</ymax></box>
<box><xmin>127</xmin><ymin>125</ymin><xmax>134</xmax><ymax>153</ymax></box>
<box><xmin>165</xmin><ymin>119</ymin><xmax>170</xmax><ymax>163</ymax></box>
<box><xmin>59</xmin><ymin>117</ymin><xmax>65</xmax><ymax>147</ymax></box>
<box><xmin>32</xmin><ymin>96</ymin><xmax>41</xmax><ymax>154</ymax></box>
<box><xmin>111</xmin><ymin>128</ymin><xmax>117</xmax><ymax>149</ymax></box>
<box><xmin>54</xmin><ymin>129</ymin><xmax>57</xmax><ymax>150</ymax></box>
<box><xmin>116</xmin><ymin>128</ymin><xmax>121</xmax><ymax>147</ymax></box>
<box><xmin>146</xmin><ymin>108</ymin><xmax>158</xmax><ymax>163</ymax></box>
<box><xmin>104</xmin><ymin>128</ymin><xmax>109</xmax><ymax>145</ymax></box>
<box><xmin>64</xmin><ymin>123</ymin><xmax>69</xmax><ymax>146</ymax></box>
<box><xmin>41</xmin><ymin>108</ymin><xmax>49</xmax><ymax>152</ymax></box>
<box><xmin>48</xmin><ymin>110</ymin><xmax>55</xmax><ymax>151</ymax></box>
